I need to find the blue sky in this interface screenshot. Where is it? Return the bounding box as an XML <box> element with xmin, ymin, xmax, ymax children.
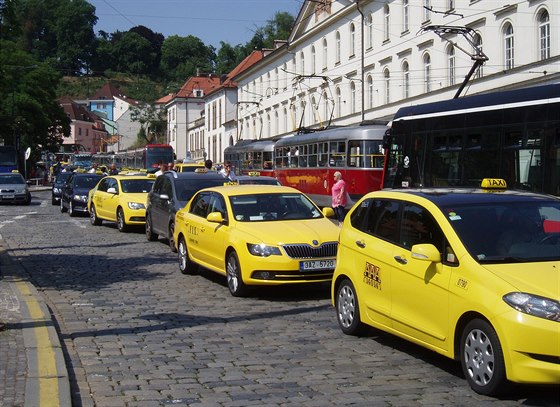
<box><xmin>88</xmin><ymin>0</ymin><xmax>303</xmax><ymax>49</ymax></box>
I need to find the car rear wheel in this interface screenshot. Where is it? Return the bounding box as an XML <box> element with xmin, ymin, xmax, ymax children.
<box><xmin>168</xmin><ymin>222</ymin><xmax>177</xmax><ymax>252</ymax></box>
<box><xmin>145</xmin><ymin>214</ymin><xmax>158</xmax><ymax>241</ymax></box>
<box><xmin>178</xmin><ymin>236</ymin><xmax>197</xmax><ymax>275</ymax></box>
<box><xmin>335</xmin><ymin>279</ymin><xmax>367</xmax><ymax>336</ymax></box>
<box><xmin>460</xmin><ymin>319</ymin><xmax>507</xmax><ymax>396</ymax></box>
<box><xmin>90</xmin><ymin>204</ymin><xmax>102</xmax><ymax>226</ymax></box>
<box><xmin>117</xmin><ymin>208</ymin><xmax>128</xmax><ymax>232</ymax></box>
<box><xmin>60</xmin><ymin>198</ymin><xmax>67</xmax><ymax>213</ymax></box>
<box><xmin>226</xmin><ymin>251</ymin><xmax>248</xmax><ymax>297</ymax></box>
<box><xmin>68</xmin><ymin>201</ymin><xmax>75</xmax><ymax>217</ymax></box>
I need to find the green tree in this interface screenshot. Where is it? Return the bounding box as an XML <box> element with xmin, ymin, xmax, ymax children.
<box><xmin>111</xmin><ymin>31</ymin><xmax>157</xmax><ymax>75</ymax></box>
<box><xmin>244</xmin><ymin>11</ymin><xmax>293</xmax><ymax>53</ymax></box>
<box><xmin>160</xmin><ymin>35</ymin><xmax>215</xmax><ymax>82</ymax></box>
<box><xmin>215</xmin><ymin>42</ymin><xmax>246</xmax><ymax>75</ymax></box>
<box><xmin>0</xmin><ymin>40</ymin><xmax>70</xmax><ymax>154</ymax></box>
<box><xmin>130</xmin><ymin>103</ymin><xmax>166</xmax><ymax>146</ymax></box>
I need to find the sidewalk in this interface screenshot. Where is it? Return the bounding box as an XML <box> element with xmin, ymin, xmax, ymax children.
<box><xmin>0</xmin><ymin>221</ymin><xmax>71</xmax><ymax>406</ymax></box>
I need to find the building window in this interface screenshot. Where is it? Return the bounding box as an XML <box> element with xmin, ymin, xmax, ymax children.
<box><xmin>335</xmin><ymin>87</ymin><xmax>342</xmax><ymax>118</ymax></box>
<box><xmin>384</xmin><ymin>68</ymin><xmax>390</xmax><ymax>104</ymax></box>
<box><xmin>275</xmin><ymin>67</ymin><xmax>279</xmax><ymax>90</ymax></box>
<box><xmin>350</xmin><ymin>81</ymin><xmax>356</xmax><ymax>114</ymax></box>
<box><xmin>447</xmin><ymin>45</ymin><xmax>455</xmax><ymax>86</ymax></box>
<box><xmin>367</xmin><ymin>75</ymin><xmax>374</xmax><ymax>109</ymax></box>
<box><xmin>283</xmin><ymin>62</ymin><xmax>288</xmax><ymax>88</ymax></box>
<box><xmin>403</xmin><ymin>0</ymin><xmax>409</xmax><ymax>32</ymax></box>
<box><xmin>424</xmin><ymin>0</ymin><xmax>431</xmax><ymax>22</ymax></box>
<box><xmin>300</xmin><ymin>51</ymin><xmax>305</xmax><ymax>74</ymax></box>
<box><xmin>384</xmin><ymin>5</ymin><xmax>390</xmax><ymax>41</ymax></box>
<box><xmin>448</xmin><ymin>0</ymin><xmax>454</xmax><ymax>11</ymax></box>
<box><xmin>322</xmin><ymin>38</ymin><xmax>328</xmax><ymax>70</ymax></box>
<box><xmin>350</xmin><ymin>23</ymin><xmax>356</xmax><ymax>57</ymax></box>
<box><xmin>283</xmin><ymin>108</ymin><xmax>288</xmax><ymax>133</ymax></box>
<box><xmin>335</xmin><ymin>31</ymin><xmax>341</xmax><ymax>63</ymax></box>
<box><xmin>366</xmin><ymin>14</ymin><xmax>373</xmax><ymax>49</ymax></box>
<box><xmin>311</xmin><ymin>46</ymin><xmax>316</xmax><ymax>73</ymax></box>
<box><xmin>474</xmin><ymin>34</ymin><xmax>483</xmax><ymax>78</ymax></box>
<box><xmin>311</xmin><ymin>96</ymin><xmax>317</xmax><ymax>126</ymax></box>
<box><xmin>274</xmin><ymin>110</ymin><xmax>279</xmax><ymax>135</ymax></box>
<box><xmin>424</xmin><ymin>53</ymin><xmax>431</xmax><ymax>93</ymax></box>
<box><xmin>538</xmin><ymin>9</ymin><xmax>550</xmax><ymax>60</ymax></box>
<box><xmin>504</xmin><ymin>23</ymin><xmax>514</xmax><ymax>70</ymax></box>
<box><xmin>403</xmin><ymin>61</ymin><xmax>410</xmax><ymax>99</ymax></box>
<box><xmin>323</xmin><ymin>92</ymin><xmax>330</xmax><ymax>122</ymax></box>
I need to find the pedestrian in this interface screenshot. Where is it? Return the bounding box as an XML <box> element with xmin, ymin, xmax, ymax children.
<box><xmin>219</xmin><ymin>162</ymin><xmax>237</xmax><ymax>181</ymax></box>
<box><xmin>167</xmin><ymin>162</ymin><xmax>175</xmax><ymax>171</ymax></box>
<box><xmin>109</xmin><ymin>163</ymin><xmax>118</xmax><ymax>175</ymax></box>
<box><xmin>88</xmin><ymin>163</ymin><xmax>98</xmax><ymax>173</ymax></box>
<box><xmin>204</xmin><ymin>159</ymin><xmax>213</xmax><ymax>170</ymax></box>
<box><xmin>331</xmin><ymin>171</ymin><xmax>348</xmax><ymax>224</ymax></box>
<box><xmin>155</xmin><ymin>163</ymin><xmax>168</xmax><ymax>176</ymax></box>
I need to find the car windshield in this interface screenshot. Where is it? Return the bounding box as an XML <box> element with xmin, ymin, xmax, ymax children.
<box><xmin>175</xmin><ymin>178</ymin><xmax>226</xmax><ymax>202</ymax></box>
<box><xmin>0</xmin><ymin>174</ymin><xmax>24</xmax><ymax>185</ymax></box>
<box><xmin>442</xmin><ymin>200</ymin><xmax>560</xmax><ymax>263</ymax></box>
<box><xmin>230</xmin><ymin>192</ymin><xmax>322</xmax><ymax>222</ymax></box>
<box><xmin>74</xmin><ymin>176</ymin><xmax>101</xmax><ymax>189</ymax></box>
<box><xmin>121</xmin><ymin>179</ymin><xmax>154</xmax><ymax>193</ymax></box>
<box><xmin>55</xmin><ymin>173</ymin><xmax>72</xmax><ymax>183</ymax></box>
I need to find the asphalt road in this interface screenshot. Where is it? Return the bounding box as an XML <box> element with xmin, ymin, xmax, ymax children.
<box><xmin>1</xmin><ymin>190</ymin><xmax>559</xmax><ymax>407</ymax></box>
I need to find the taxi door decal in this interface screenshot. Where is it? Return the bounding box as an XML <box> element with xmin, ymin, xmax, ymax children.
<box><xmin>364</xmin><ymin>261</ymin><xmax>382</xmax><ymax>290</ymax></box>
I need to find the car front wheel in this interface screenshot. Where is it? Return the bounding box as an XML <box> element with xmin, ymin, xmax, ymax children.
<box><xmin>90</xmin><ymin>204</ymin><xmax>102</xmax><ymax>226</ymax></box>
<box><xmin>178</xmin><ymin>236</ymin><xmax>197</xmax><ymax>275</ymax></box>
<box><xmin>117</xmin><ymin>208</ymin><xmax>128</xmax><ymax>232</ymax></box>
<box><xmin>460</xmin><ymin>319</ymin><xmax>507</xmax><ymax>396</ymax></box>
<box><xmin>226</xmin><ymin>251</ymin><xmax>248</xmax><ymax>297</ymax></box>
<box><xmin>145</xmin><ymin>214</ymin><xmax>158</xmax><ymax>241</ymax></box>
<box><xmin>335</xmin><ymin>279</ymin><xmax>367</xmax><ymax>336</ymax></box>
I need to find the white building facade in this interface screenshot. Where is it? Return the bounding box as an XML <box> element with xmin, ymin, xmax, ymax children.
<box><xmin>231</xmin><ymin>0</ymin><xmax>558</xmax><ymax>143</ymax></box>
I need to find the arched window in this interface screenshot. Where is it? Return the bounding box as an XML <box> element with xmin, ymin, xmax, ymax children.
<box><xmin>322</xmin><ymin>38</ymin><xmax>328</xmax><ymax>70</ymax></box>
<box><xmin>350</xmin><ymin>82</ymin><xmax>356</xmax><ymax>113</ymax></box>
<box><xmin>424</xmin><ymin>53</ymin><xmax>431</xmax><ymax>93</ymax></box>
<box><xmin>504</xmin><ymin>23</ymin><xmax>514</xmax><ymax>70</ymax></box>
<box><xmin>266</xmin><ymin>113</ymin><xmax>270</xmax><ymax>138</ymax></box>
<box><xmin>299</xmin><ymin>51</ymin><xmax>305</xmax><ymax>74</ymax></box>
<box><xmin>384</xmin><ymin>69</ymin><xmax>390</xmax><ymax>104</ymax></box>
<box><xmin>300</xmin><ymin>100</ymin><xmax>306</xmax><ymax>128</ymax></box>
<box><xmin>384</xmin><ymin>5</ymin><xmax>390</xmax><ymax>41</ymax></box>
<box><xmin>335</xmin><ymin>31</ymin><xmax>341</xmax><ymax>63</ymax></box>
<box><xmin>538</xmin><ymin>9</ymin><xmax>550</xmax><ymax>60</ymax></box>
<box><xmin>350</xmin><ymin>23</ymin><xmax>356</xmax><ymax>57</ymax></box>
<box><xmin>323</xmin><ymin>92</ymin><xmax>330</xmax><ymax>122</ymax></box>
<box><xmin>447</xmin><ymin>45</ymin><xmax>455</xmax><ymax>86</ymax></box>
<box><xmin>283</xmin><ymin>62</ymin><xmax>288</xmax><ymax>88</ymax></box>
<box><xmin>336</xmin><ymin>87</ymin><xmax>342</xmax><ymax>118</ymax></box>
<box><xmin>402</xmin><ymin>61</ymin><xmax>410</xmax><ymax>99</ymax></box>
<box><xmin>403</xmin><ymin>0</ymin><xmax>409</xmax><ymax>32</ymax></box>
<box><xmin>311</xmin><ymin>46</ymin><xmax>316</xmax><ymax>73</ymax></box>
<box><xmin>367</xmin><ymin>75</ymin><xmax>374</xmax><ymax>109</ymax></box>
<box><xmin>366</xmin><ymin>14</ymin><xmax>373</xmax><ymax>49</ymax></box>
<box><xmin>474</xmin><ymin>33</ymin><xmax>483</xmax><ymax>78</ymax></box>
<box><xmin>283</xmin><ymin>107</ymin><xmax>288</xmax><ymax>133</ymax></box>
<box><xmin>311</xmin><ymin>96</ymin><xmax>317</xmax><ymax>125</ymax></box>
<box><xmin>274</xmin><ymin>110</ymin><xmax>279</xmax><ymax>136</ymax></box>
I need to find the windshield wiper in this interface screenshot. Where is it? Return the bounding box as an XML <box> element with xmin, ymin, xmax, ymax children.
<box><xmin>479</xmin><ymin>256</ymin><xmax>530</xmax><ymax>264</ymax></box>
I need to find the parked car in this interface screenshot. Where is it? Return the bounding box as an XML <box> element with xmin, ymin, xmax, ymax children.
<box><xmin>145</xmin><ymin>169</ymin><xmax>227</xmax><ymax>251</ymax></box>
<box><xmin>60</xmin><ymin>172</ymin><xmax>104</xmax><ymax>216</ymax></box>
<box><xmin>51</xmin><ymin>171</ymin><xmax>73</xmax><ymax>205</ymax></box>
<box><xmin>174</xmin><ymin>184</ymin><xmax>339</xmax><ymax>297</ymax></box>
<box><xmin>88</xmin><ymin>173</ymin><xmax>156</xmax><ymax>232</ymax></box>
<box><xmin>331</xmin><ymin>179</ymin><xmax>560</xmax><ymax>396</ymax></box>
<box><xmin>0</xmin><ymin>172</ymin><xmax>31</xmax><ymax>205</ymax></box>
<box><xmin>235</xmin><ymin>172</ymin><xmax>281</xmax><ymax>185</ymax></box>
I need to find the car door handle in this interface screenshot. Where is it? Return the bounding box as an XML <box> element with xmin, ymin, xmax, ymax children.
<box><xmin>355</xmin><ymin>240</ymin><xmax>366</xmax><ymax>248</ymax></box>
<box><xmin>394</xmin><ymin>256</ymin><xmax>408</xmax><ymax>265</ymax></box>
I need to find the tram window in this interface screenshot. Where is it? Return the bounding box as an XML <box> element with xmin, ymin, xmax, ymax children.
<box><xmin>329</xmin><ymin>141</ymin><xmax>346</xmax><ymax>167</ymax></box>
<box><xmin>319</xmin><ymin>142</ymin><xmax>329</xmax><ymax>167</ymax></box>
<box><xmin>308</xmin><ymin>144</ymin><xmax>318</xmax><ymax>167</ymax></box>
<box><xmin>348</xmin><ymin>140</ymin><xmax>362</xmax><ymax>167</ymax></box>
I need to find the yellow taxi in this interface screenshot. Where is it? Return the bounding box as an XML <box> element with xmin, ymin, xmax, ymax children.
<box><xmin>88</xmin><ymin>173</ymin><xmax>156</xmax><ymax>232</ymax></box>
<box><xmin>174</xmin><ymin>162</ymin><xmax>207</xmax><ymax>172</ymax></box>
<box><xmin>331</xmin><ymin>179</ymin><xmax>560</xmax><ymax>396</ymax></box>
<box><xmin>173</xmin><ymin>185</ymin><xmax>340</xmax><ymax>296</ymax></box>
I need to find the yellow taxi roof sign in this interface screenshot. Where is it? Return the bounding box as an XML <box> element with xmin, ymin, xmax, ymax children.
<box><xmin>247</xmin><ymin>171</ymin><xmax>261</xmax><ymax>177</ymax></box>
<box><xmin>194</xmin><ymin>168</ymin><xmax>208</xmax><ymax>173</ymax></box>
<box><xmin>481</xmin><ymin>178</ymin><xmax>507</xmax><ymax>189</ymax></box>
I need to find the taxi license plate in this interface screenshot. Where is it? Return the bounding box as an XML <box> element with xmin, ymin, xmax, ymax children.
<box><xmin>300</xmin><ymin>259</ymin><xmax>336</xmax><ymax>271</ymax></box>
<box><xmin>3</xmin><ymin>195</ymin><xmax>14</xmax><ymax>199</ymax></box>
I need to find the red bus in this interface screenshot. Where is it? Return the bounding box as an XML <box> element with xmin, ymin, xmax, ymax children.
<box><xmin>273</xmin><ymin>124</ymin><xmax>387</xmax><ymax>207</ymax></box>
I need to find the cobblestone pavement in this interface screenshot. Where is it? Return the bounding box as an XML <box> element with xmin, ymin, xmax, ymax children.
<box><xmin>1</xmin><ymin>190</ymin><xmax>558</xmax><ymax>407</ymax></box>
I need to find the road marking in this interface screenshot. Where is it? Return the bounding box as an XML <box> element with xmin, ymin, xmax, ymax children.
<box><xmin>16</xmin><ymin>281</ymin><xmax>60</xmax><ymax>407</ymax></box>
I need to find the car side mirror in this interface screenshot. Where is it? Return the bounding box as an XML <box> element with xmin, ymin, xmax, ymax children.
<box><xmin>322</xmin><ymin>207</ymin><xmax>335</xmax><ymax>218</ymax></box>
<box><xmin>207</xmin><ymin>211</ymin><xmax>224</xmax><ymax>224</ymax></box>
<box><xmin>107</xmin><ymin>187</ymin><xmax>117</xmax><ymax>194</ymax></box>
<box><xmin>411</xmin><ymin>244</ymin><xmax>441</xmax><ymax>264</ymax></box>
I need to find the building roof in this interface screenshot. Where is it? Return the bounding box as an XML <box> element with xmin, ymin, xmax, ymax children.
<box><xmin>59</xmin><ymin>97</ymin><xmax>96</xmax><ymax>122</ymax></box>
<box><xmin>89</xmin><ymin>82</ymin><xmax>140</xmax><ymax>106</ymax></box>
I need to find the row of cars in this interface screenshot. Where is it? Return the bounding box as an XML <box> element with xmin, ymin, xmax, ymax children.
<box><xmin>0</xmin><ymin>171</ymin><xmax>32</xmax><ymax>205</ymax></box>
<box><xmin>49</xmin><ymin>169</ymin><xmax>560</xmax><ymax>396</ymax></box>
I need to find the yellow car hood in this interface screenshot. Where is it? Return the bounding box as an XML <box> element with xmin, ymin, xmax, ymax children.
<box><xmin>237</xmin><ymin>218</ymin><xmax>339</xmax><ymax>245</ymax></box>
<box><xmin>482</xmin><ymin>261</ymin><xmax>560</xmax><ymax>299</ymax></box>
<box><xmin>124</xmin><ymin>192</ymin><xmax>149</xmax><ymax>204</ymax></box>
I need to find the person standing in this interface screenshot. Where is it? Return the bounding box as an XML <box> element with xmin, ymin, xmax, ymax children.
<box><xmin>219</xmin><ymin>162</ymin><xmax>237</xmax><ymax>181</ymax></box>
<box><xmin>331</xmin><ymin>171</ymin><xmax>348</xmax><ymax>223</ymax></box>
<box><xmin>108</xmin><ymin>163</ymin><xmax>119</xmax><ymax>175</ymax></box>
<box><xmin>204</xmin><ymin>159</ymin><xmax>213</xmax><ymax>170</ymax></box>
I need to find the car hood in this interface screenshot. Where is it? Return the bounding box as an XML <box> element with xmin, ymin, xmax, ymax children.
<box><xmin>482</xmin><ymin>261</ymin><xmax>560</xmax><ymax>299</ymax></box>
<box><xmin>72</xmin><ymin>187</ymin><xmax>95</xmax><ymax>195</ymax></box>
<box><xmin>0</xmin><ymin>183</ymin><xmax>26</xmax><ymax>189</ymax></box>
<box><xmin>123</xmin><ymin>192</ymin><xmax>149</xmax><ymax>204</ymax></box>
<box><xmin>236</xmin><ymin>218</ymin><xmax>340</xmax><ymax>245</ymax></box>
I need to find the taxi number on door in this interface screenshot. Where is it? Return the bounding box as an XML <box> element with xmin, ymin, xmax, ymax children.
<box><xmin>300</xmin><ymin>259</ymin><xmax>336</xmax><ymax>271</ymax></box>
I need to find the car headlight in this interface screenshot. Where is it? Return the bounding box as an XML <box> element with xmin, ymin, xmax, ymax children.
<box><xmin>73</xmin><ymin>194</ymin><xmax>88</xmax><ymax>202</ymax></box>
<box><xmin>128</xmin><ymin>202</ymin><xmax>145</xmax><ymax>210</ymax></box>
<box><xmin>53</xmin><ymin>187</ymin><xmax>60</xmax><ymax>193</ymax></box>
<box><xmin>15</xmin><ymin>187</ymin><xmax>26</xmax><ymax>194</ymax></box>
<box><xmin>247</xmin><ymin>243</ymin><xmax>282</xmax><ymax>257</ymax></box>
<box><xmin>503</xmin><ymin>292</ymin><xmax>560</xmax><ymax>322</ymax></box>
